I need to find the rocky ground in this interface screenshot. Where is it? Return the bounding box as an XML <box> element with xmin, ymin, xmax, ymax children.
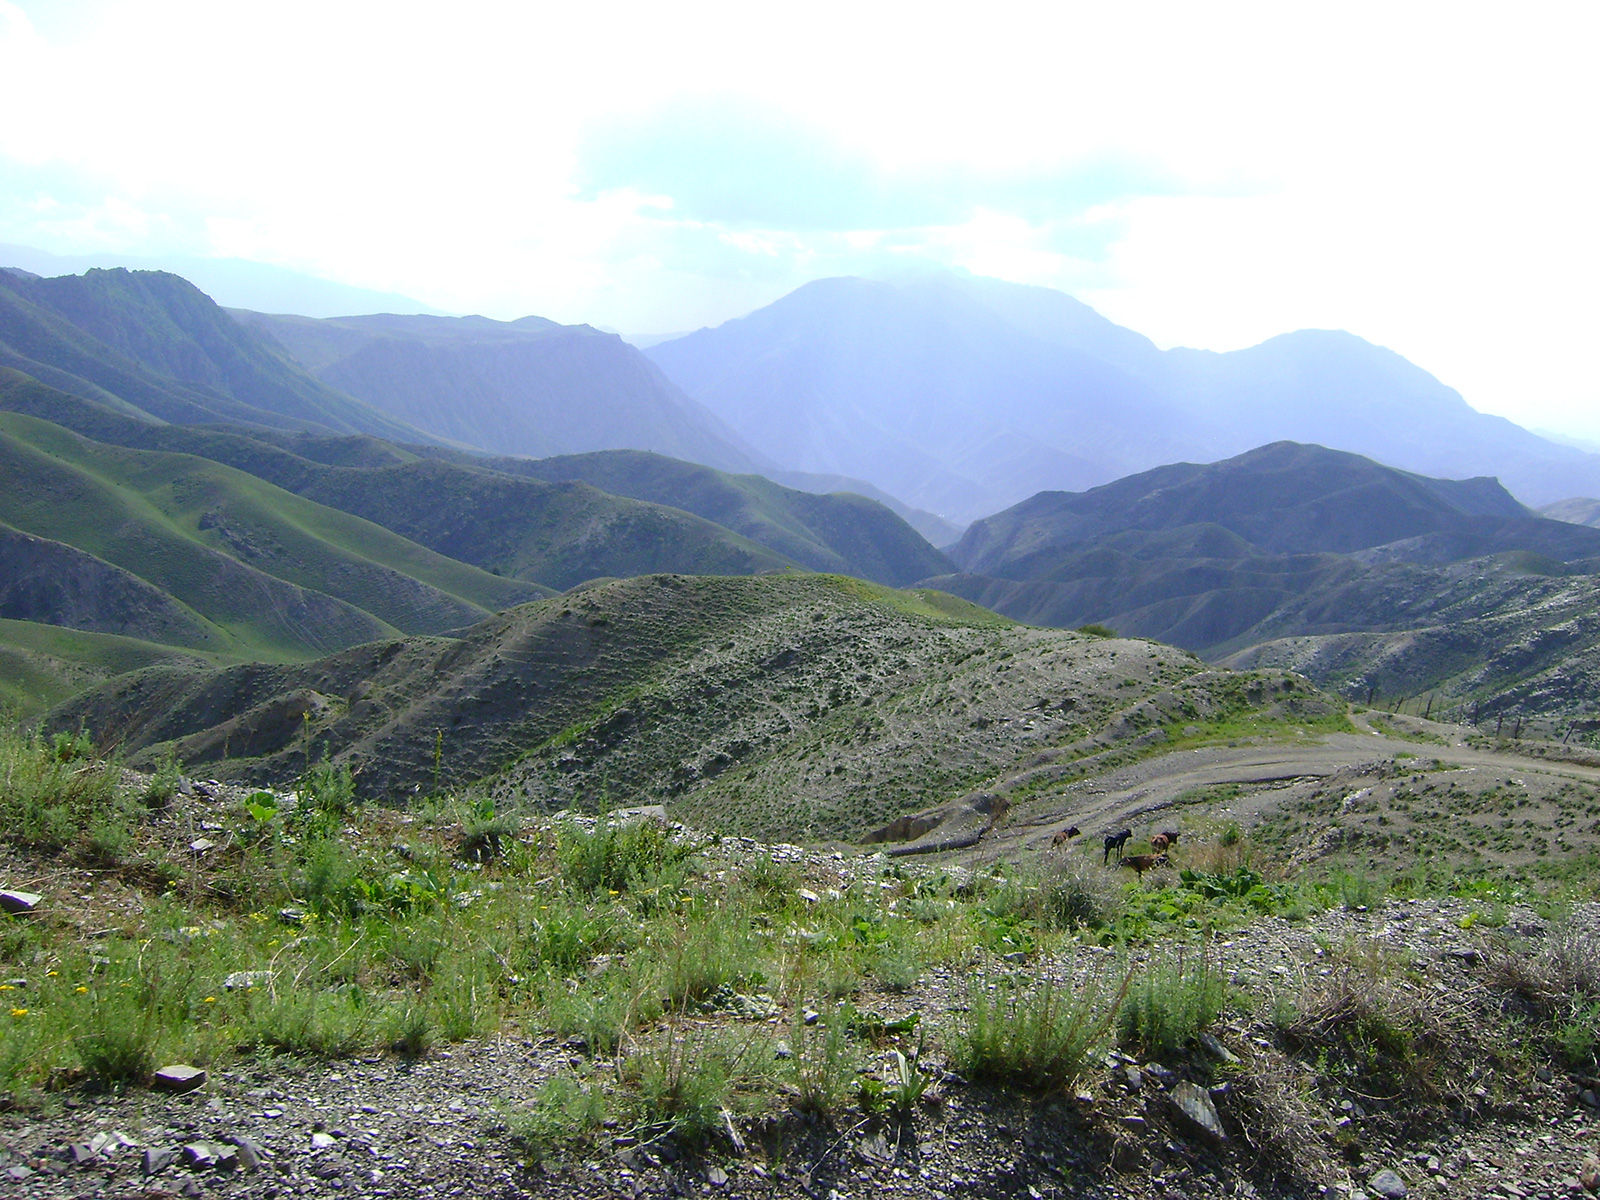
<box><xmin>4</xmin><ymin>834</ymin><xmax>1599</xmax><ymax>1200</ymax></box>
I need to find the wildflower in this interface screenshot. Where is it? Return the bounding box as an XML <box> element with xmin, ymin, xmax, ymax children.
<box><xmin>608</xmin><ymin>889</ymin><xmax>619</xmax><ymax>896</ymax></box>
<box><xmin>45</xmin><ymin>970</ymin><xmax>58</xmax><ymax>977</ymax></box>
<box><xmin>203</xmin><ymin>996</ymin><xmax>217</xmax><ymax>1003</ymax></box>
<box><xmin>75</xmin><ymin>986</ymin><xmax>88</xmax><ymax>994</ymax></box>
<box><xmin>0</xmin><ymin>985</ymin><xmax>12</xmax><ymax>991</ymax></box>
<box><xmin>9</xmin><ymin>1008</ymin><xmax>26</xmax><ymax>1018</ymax></box>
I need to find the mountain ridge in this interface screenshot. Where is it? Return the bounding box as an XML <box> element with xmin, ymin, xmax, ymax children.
<box><xmin>647</xmin><ymin>271</ymin><xmax>1600</xmax><ymax>518</ymax></box>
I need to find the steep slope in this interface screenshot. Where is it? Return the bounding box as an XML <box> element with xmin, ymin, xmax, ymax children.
<box><xmin>239</xmin><ymin>310</ymin><xmax>762</xmax><ymax>471</ymax></box>
<box><xmin>0</xmin><ymin>410</ymin><xmax>542</xmax><ymax>657</ymax></box>
<box><xmin>45</xmin><ymin>573</ymin><xmax>1335</xmax><ymax>841</ymax></box>
<box><xmin>0</xmin><ymin>370</ymin><xmax>933</xmax><ymax>590</ymax></box>
<box><xmin>451</xmin><ymin>448</ymin><xmax>953</xmax><ymax>586</ymax></box>
<box><xmin>648</xmin><ymin>270</ymin><xmax>1600</xmax><ymax>516</ymax></box>
<box><xmin>0</xmin><ymin>524</ymin><xmax>215</xmax><ymax>648</ymax></box>
<box><xmin>929</xmin><ymin>442</ymin><xmax>1600</xmax><ymax>653</ymax></box>
<box><xmin>0</xmin><ymin>269</ymin><xmax>435</xmax><ymax>442</ymax></box>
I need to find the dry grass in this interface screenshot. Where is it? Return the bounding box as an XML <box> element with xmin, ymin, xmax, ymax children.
<box><xmin>1275</xmin><ymin>941</ymin><xmax>1521</xmax><ymax>1113</ymax></box>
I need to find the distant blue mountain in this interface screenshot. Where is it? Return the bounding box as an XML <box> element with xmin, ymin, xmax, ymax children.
<box><xmin>648</xmin><ymin>271</ymin><xmax>1600</xmax><ymax>521</ymax></box>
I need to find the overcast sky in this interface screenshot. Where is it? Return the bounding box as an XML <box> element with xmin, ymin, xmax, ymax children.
<box><xmin>3</xmin><ymin>1</ymin><xmax>1598</xmax><ymax>438</ymax></box>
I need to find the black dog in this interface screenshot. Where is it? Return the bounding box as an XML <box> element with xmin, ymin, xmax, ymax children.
<box><xmin>1103</xmin><ymin>828</ymin><xmax>1132</xmax><ymax>863</ymax></box>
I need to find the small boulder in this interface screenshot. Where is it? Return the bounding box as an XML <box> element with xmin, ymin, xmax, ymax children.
<box><xmin>0</xmin><ymin>891</ymin><xmax>40</xmax><ymax>915</ymax></box>
<box><xmin>153</xmin><ymin>1064</ymin><xmax>207</xmax><ymax>1092</ymax></box>
<box><xmin>1198</xmin><ymin>1032</ymin><xmax>1240</xmax><ymax>1064</ymax></box>
<box><xmin>143</xmin><ymin>1146</ymin><xmax>176</xmax><ymax>1175</ymax></box>
<box><xmin>1369</xmin><ymin>1168</ymin><xmax>1408</xmax><ymax>1199</ymax></box>
<box><xmin>311</xmin><ymin>1132</ymin><xmax>336</xmax><ymax>1150</ymax></box>
<box><xmin>1169</xmin><ymin>1080</ymin><xmax>1226</xmax><ymax>1143</ymax></box>
<box><xmin>224</xmin><ymin>1135</ymin><xmax>264</xmax><ymax>1171</ymax></box>
<box><xmin>181</xmin><ymin>1142</ymin><xmax>222</xmax><ymax>1168</ymax></box>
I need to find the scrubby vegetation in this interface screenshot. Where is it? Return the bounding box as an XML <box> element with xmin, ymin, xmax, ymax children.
<box><xmin>2</xmin><ymin>726</ymin><xmax>1599</xmax><ymax>1189</ymax></box>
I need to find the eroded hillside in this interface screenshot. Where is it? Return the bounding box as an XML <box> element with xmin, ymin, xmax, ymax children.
<box><xmin>44</xmin><ymin>574</ymin><xmax>1337</xmax><ymax>842</ymax></box>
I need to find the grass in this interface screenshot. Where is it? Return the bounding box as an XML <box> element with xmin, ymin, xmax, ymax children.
<box><xmin>955</xmin><ymin>973</ymin><xmax>1124</xmax><ymax>1091</ymax></box>
<box><xmin>6</xmin><ymin>728</ymin><xmax>1599</xmax><ymax>1179</ymax></box>
<box><xmin>1118</xmin><ymin>947</ymin><xmax>1226</xmax><ymax>1057</ymax></box>
<box><xmin>0</xmin><ymin>724</ymin><xmax>133</xmax><ymax>854</ymax></box>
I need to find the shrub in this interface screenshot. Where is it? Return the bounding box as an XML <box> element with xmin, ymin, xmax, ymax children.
<box><xmin>75</xmin><ymin>991</ymin><xmax>159</xmax><ymax>1087</ymax></box>
<box><xmin>1276</xmin><ymin>942</ymin><xmax>1502</xmax><ymax>1105</ymax></box>
<box><xmin>1040</xmin><ymin>852</ymin><xmax>1126</xmax><ymax>929</ymax></box>
<box><xmin>955</xmin><ymin>973</ymin><xmax>1122</xmax><ymax>1091</ymax></box>
<box><xmin>143</xmin><ymin>751</ymin><xmax>184</xmax><ymax>808</ymax></box>
<box><xmin>558</xmin><ymin>818</ymin><xmax>692</xmax><ymax>901</ymax></box>
<box><xmin>0</xmin><ymin>726</ymin><xmax>128</xmax><ymax>853</ymax></box>
<box><xmin>1118</xmin><ymin>947</ymin><xmax>1224</xmax><ymax>1057</ymax></box>
<box><xmin>507</xmin><ymin>1074</ymin><xmax>607</xmax><ymax>1161</ymax></box>
<box><xmin>626</xmin><ymin>1024</ymin><xmax>769</xmax><ymax>1144</ymax></box>
<box><xmin>789</xmin><ymin>1006</ymin><xmax>859</xmax><ymax>1115</ymax></box>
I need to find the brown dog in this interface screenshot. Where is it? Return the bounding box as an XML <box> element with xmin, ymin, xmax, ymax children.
<box><xmin>1051</xmin><ymin>825</ymin><xmax>1082</xmax><ymax>847</ymax></box>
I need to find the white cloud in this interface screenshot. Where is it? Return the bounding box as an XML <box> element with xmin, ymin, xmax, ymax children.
<box><xmin>2</xmin><ymin>0</ymin><xmax>1598</xmax><ymax>435</ymax></box>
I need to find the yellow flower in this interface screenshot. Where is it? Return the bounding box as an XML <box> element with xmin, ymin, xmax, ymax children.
<box><xmin>608</xmin><ymin>889</ymin><xmax>619</xmax><ymax>896</ymax></box>
<box><xmin>46</xmin><ymin>970</ymin><xmax>58</xmax><ymax>977</ymax></box>
<box><xmin>203</xmin><ymin>996</ymin><xmax>217</xmax><ymax>1003</ymax></box>
<box><xmin>9</xmin><ymin>1008</ymin><xmax>26</xmax><ymax>1018</ymax></box>
<box><xmin>75</xmin><ymin>986</ymin><xmax>88</xmax><ymax>994</ymax></box>
<box><xmin>0</xmin><ymin>985</ymin><xmax>12</xmax><ymax>991</ymax></box>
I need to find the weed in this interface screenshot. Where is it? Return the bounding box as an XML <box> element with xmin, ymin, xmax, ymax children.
<box><xmin>507</xmin><ymin>1074</ymin><xmax>607</xmax><ymax>1161</ymax></box>
<box><xmin>625</xmin><ymin>1023</ymin><xmax>771</xmax><ymax>1144</ymax></box>
<box><xmin>558</xmin><ymin>818</ymin><xmax>692</xmax><ymax>900</ymax></box>
<box><xmin>75</xmin><ymin>989</ymin><xmax>159</xmax><ymax>1088</ymax></box>
<box><xmin>0</xmin><ymin>725</ymin><xmax>129</xmax><ymax>853</ymax></box>
<box><xmin>1119</xmin><ymin>947</ymin><xmax>1224</xmax><ymax>1057</ymax></box>
<box><xmin>143</xmin><ymin>751</ymin><xmax>184</xmax><ymax>808</ymax></box>
<box><xmin>955</xmin><ymin>972</ymin><xmax>1124</xmax><ymax>1091</ymax></box>
<box><xmin>789</xmin><ymin>1006</ymin><xmax>859</xmax><ymax>1115</ymax></box>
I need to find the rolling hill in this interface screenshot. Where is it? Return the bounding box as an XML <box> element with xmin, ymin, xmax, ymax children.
<box><xmin>918</xmin><ymin>441</ymin><xmax>1600</xmax><ymax>730</ymax></box>
<box><xmin>44</xmin><ymin>572</ymin><xmax>1336</xmax><ymax>841</ymax></box>
<box><xmin>0</xmin><ymin>408</ymin><xmax>544</xmax><ymax>658</ymax></box>
<box><xmin>443</xmin><ymin>448</ymin><xmax>953</xmax><ymax>586</ymax></box>
<box><xmin>929</xmin><ymin>442</ymin><xmax>1600</xmax><ymax>650</ymax></box>
<box><xmin>0</xmin><ymin>369</ymin><xmax>947</xmax><ymax>591</ymax></box>
<box><xmin>647</xmin><ymin>270</ymin><xmax>1600</xmax><ymax>519</ymax></box>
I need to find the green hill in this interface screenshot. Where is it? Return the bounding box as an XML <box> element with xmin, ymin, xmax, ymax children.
<box><xmin>474</xmin><ymin>448</ymin><xmax>953</xmax><ymax>586</ymax></box>
<box><xmin>0</xmin><ymin>268</ymin><xmax>436</xmax><ymax>442</ymax></box>
<box><xmin>0</xmin><ymin>370</ymin><xmax>944</xmax><ymax>590</ymax></box>
<box><xmin>0</xmin><ymin>617</ymin><xmax>235</xmax><ymax>717</ymax></box>
<box><xmin>44</xmin><ymin>573</ymin><xmax>1337</xmax><ymax>841</ymax></box>
<box><xmin>0</xmin><ymin>410</ymin><xmax>544</xmax><ymax>657</ymax></box>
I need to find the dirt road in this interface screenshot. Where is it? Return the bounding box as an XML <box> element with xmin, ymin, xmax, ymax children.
<box><xmin>974</xmin><ymin>714</ymin><xmax>1600</xmax><ymax>861</ymax></box>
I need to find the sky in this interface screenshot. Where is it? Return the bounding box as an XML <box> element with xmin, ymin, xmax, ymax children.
<box><xmin>2</xmin><ymin>1</ymin><xmax>1598</xmax><ymax>439</ymax></box>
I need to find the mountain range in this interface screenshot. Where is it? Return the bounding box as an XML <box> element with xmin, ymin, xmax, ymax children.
<box><xmin>646</xmin><ymin>271</ymin><xmax>1600</xmax><ymax>521</ymax></box>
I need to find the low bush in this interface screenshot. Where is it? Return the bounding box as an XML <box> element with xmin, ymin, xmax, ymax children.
<box><xmin>1118</xmin><ymin>947</ymin><xmax>1224</xmax><ymax>1057</ymax></box>
<box><xmin>0</xmin><ymin>726</ymin><xmax>130</xmax><ymax>853</ymax></box>
<box><xmin>955</xmin><ymin>974</ymin><xmax>1122</xmax><ymax>1091</ymax></box>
